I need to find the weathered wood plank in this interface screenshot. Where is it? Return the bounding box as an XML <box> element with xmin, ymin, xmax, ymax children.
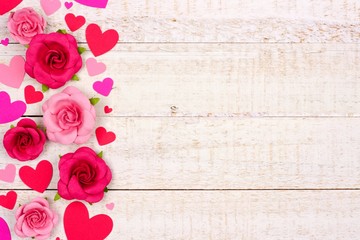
<box><xmin>1</xmin><ymin>190</ymin><xmax>360</xmax><ymax>239</ymax></box>
<box><xmin>1</xmin><ymin>117</ymin><xmax>359</xmax><ymax>189</ymax></box>
<box><xmin>0</xmin><ymin>0</ymin><xmax>359</xmax><ymax>43</ymax></box>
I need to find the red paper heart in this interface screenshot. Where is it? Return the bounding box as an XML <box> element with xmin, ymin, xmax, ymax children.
<box><xmin>96</xmin><ymin>127</ymin><xmax>116</xmax><ymax>146</ymax></box>
<box><xmin>0</xmin><ymin>191</ymin><xmax>17</xmax><ymax>210</ymax></box>
<box><xmin>65</xmin><ymin>13</ymin><xmax>86</xmax><ymax>32</ymax></box>
<box><xmin>86</xmin><ymin>24</ymin><xmax>119</xmax><ymax>57</ymax></box>
<box><xmin>64</xmin><ymin>201</ymin><xmax>113</xmax><ymax>240</ymax></box>
<box><xmin>19</xmin><ymin>160</ymin><xmax>53</xmax><ymax>193</ymax></box>
<box><xmin>0</xmin><ymin>0</ymin><xmax>22</xmax><ymax>15</ymax></box>
<box><xmin>24</xmin><ymin>85</ymin><xmax>44</xmax><ymax>104</ymax></box>
<box><xmin>104</xmin><ymin>106</ymin><xmax>112</xmax><ymax>114</ymax></box>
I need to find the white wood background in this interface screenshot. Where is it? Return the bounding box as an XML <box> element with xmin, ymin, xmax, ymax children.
<box><xmin>0</xmin><ymin>0</ymin><xmax>360</xmax><ymax>239</ymax></box>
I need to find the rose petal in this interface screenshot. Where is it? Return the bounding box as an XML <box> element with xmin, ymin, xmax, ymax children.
<box><xmin>17</xmin><ymin>118</ymin><xmax>37</xmax><ymax>128</ymax></box>
<box><xmin>57</xmin><ymin>180</ymin><xmax>72</xmax><ymax>200</ymax></box>
<box><xmin>68</xmin><ymin>175</ymin><xmax>87</xmax><ymax>200</ymax></box>
<box><xmin>53</xmin><ymin>128</ymin><xmax>78</xmax><ymax>145</ymax></box>
<box><xmin>85</xmin><ymin>191</ymin><xmax>105</xmax><ymax>203</ymax></box>
<box><xmin>77</xmin><ymin>110</ymin><xmax>96</xmax><ymax>136</ymax></box>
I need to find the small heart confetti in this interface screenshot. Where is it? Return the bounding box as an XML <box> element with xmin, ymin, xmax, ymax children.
<box><xmin>96</xmin><ymin>127</ymin><xmax>116</xmax><ymax>146</ymax></box>
<box><xmin>104</xmin><ymin>106</ymin><xmax>113</xmax><ymax>114</ymax></box>
<box><xmin>24</xmin><ymin>85</ymin><xmax>44</xmax><ymax>104</ymax></box>
<box><xmin>65</xmin><ymin>1</ymin><xmax>73</xmax><ymax>9</ymax></box>
<box><xmin>65</xmin><ymin>13</ymin><xmax>86</xmax><ymax>32</ymax></box>
<box><xmin>106</xmin><ymin>202</ymin><xmax>114</xmax><ymax>210</ymax></box>
<box><xmin>0</xmin><ymin>38</ymin><xmax>9</xmax><ymax>46</ymax></box>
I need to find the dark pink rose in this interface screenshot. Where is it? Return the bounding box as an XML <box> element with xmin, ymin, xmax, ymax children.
<box><xmin>25</xmin><ymin>32</ymin><xmax>82</xmax><ymax>89</ymax></box>
<box><xmin>3</xmin><ymin>118</ymin><xmax>46</xmax><ymax>161</ymax></box>
<box><xmin>14</xmin><ymin>197</ymin><xmax>58</xmax><ymax>240</ymax></box>
<box><xmin>58</xmin><ymin>147</ymin><xmax>112</xmax><ymax>203</ymax></box>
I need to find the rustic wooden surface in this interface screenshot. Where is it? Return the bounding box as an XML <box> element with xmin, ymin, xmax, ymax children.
<box><xmin>0</xmin><ymin>0</ymin><xmax>359</xmax><ymax>239</ymax></box>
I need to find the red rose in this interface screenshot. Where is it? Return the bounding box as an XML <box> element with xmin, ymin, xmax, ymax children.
<box><xmin>25</xmin><ymin>32</ymin><xmax>82</xmax><ymax>89</ymax></box>
<box><xmin>58</xmin><ymin>147</ymin><xmax>112</xmax><ymax>203</ymax></box>
<box><xmin>3</xmin><ymin>119</ymin><xmax>46</xmax><ymax>161</ymax></box>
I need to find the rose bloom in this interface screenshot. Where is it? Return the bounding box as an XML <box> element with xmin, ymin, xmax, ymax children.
<box><xmin>58</xmin><ymin>147</ymin><xmax>112</xmax><ymax>203</ymax></box>
<box><xmin>42</xmin><ymin>86</ymin><xmax>96</xmax><ymax>145</ymax></box>
<box><xmin>7</xmin><ymin>7</ymin><xmax>46</xmax><ymax>44</ymax></box>
<box><xmin>3</xmin><ymin>118</ymin><xmax>46</xmax><ymax>161</ymax></box>
<box><xmin>25</xmin><ymin>32</ymin><xmax>82</xmax><ymax>89</ymax></box>
<box><xmin>14</xmin><ymin>197</ymin><xmax>58</xmax><ymax>240</ymax></box>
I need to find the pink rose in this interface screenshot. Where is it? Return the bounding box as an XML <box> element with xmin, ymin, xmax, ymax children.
<box><xmin>14</xmin><ymin>197</ymin><xmax>58</xmax><ymax>240</ymax></box>
<box><xmin>3</xmin><ymin>118</ymin><xmax>46</xmax><ymax>161</ymax></box>
<box><xmin>42</xmin><ymin>86</ymin><xmax>96</xmax><ymax>145</ymax></box>
<box><xmin>25</xmin><ymin>32</ymin><xmax>82</xmax><ymax>89</ymax></box>
<box><xmin>7</xmin><ymin>7</ymin><xmax>46</xmax><ymax>44</ymax></box>
<box><xmin>58</xmin><ymin>147</ymin><xmax>112</xmax><ymax>203</ymax></box>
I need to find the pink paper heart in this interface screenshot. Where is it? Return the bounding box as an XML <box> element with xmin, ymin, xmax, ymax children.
<box><xmin>93</xmin><ymin>77</ymin><xmax>113</xmax><ymax>96</ymax></box>
<box><xmin>106</xmin><ymin>202</ymin><xmax>114</xmax><ymax>210</ymax></box>
<box><xmin>0</xmin><ymin>164</ymin><xmax>16</xmax><ymax>183</ymax></box>
<box><xmin>0</xmin><ymin>55</ymin><xmax>25</xmax><ymax>88</ymax></box>
<box><xmin>0</xmin><ymin>91</ymin><xmax>27</xmax><ymax>124</ymax></box>
<box><xmin>40</xmin><ymin>0</ymin><xmax>61</xmax><ymax>16</ymax></box>
<box><xmin>0</xmin><ymin>217</ymin><xmax>11</xmax><ymax>240</ymax></box>
<box><xmin>65</xmin><ymin>1</ymin><xmax>73</xmax><ymax>9</ymax></box>
<box><xmin>86</xmin><ymin>58</ymin><xmax>106</xmax><ymax>76</ymax></box>
<box><xmin>75</xmin><ymin>0</ymin><xmax>108</xmax><ymax>8</ymax></box>
<box><xmin>1</xmin><ymin>38</ymin><xmax>9</xmax><ymax>46</ymax></box>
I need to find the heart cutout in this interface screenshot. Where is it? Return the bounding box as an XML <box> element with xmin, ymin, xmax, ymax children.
<box><xmin>1</xmin><ymin>38</ymin><xmax>9</xmax><ymax>46</ymax></box>
<box><xmin>19</xmin><ymin>160</ymin><xmax>53</xmax><ymax>193</ymax></box>
<box><xmin>96</xmin><ymin>127</ymin><xmax>116</xmax><ymax>146</ymax></box>
<box><xmin>24</xmin><ymin>85</ymin><xmax>44</xmax><ymax>104</ymax></box>
<box><xmin>0</xmin><ymin>55</ymin><xmax>25</xmax><ymax>88</ymax></box>
<box><xmin>0</xmin><ymin>0</ymin><xmax>22</xmax><ymax>15</ymax></box>
<box><xmin>65</xmin><ymin>1</ymin><xmax>73</xmax><ymax>9</ymax></box>
<box><xmin>104</xmin><ymin>106</ymin><xmax>112</xmax><ymax>114</ymax></box>
<box><xmin>106</xmin><ymin>202</ymin><xmax>114</xmax><ymax>210</ymax></box>
<box><xmin>0</xmin><ymin>164</ymin><xmax>16</xmax><ymax>183</ymax></box>
<box><xmin>0</xmin><ymin>191</ymin><xmax>17</xmax><ymax>210</ymax></box>
<box><xmin>86</xmin><ymin>24</ymin><xmax>119</xmax><ymax>57</ymax></box>
<box><xmin>0</xmin><ymin>91</ymin><xmax>26</xmax><ymax>124</ymax></box>
<box><xmin>86</xmin><ymin>58</ymin><xmax>106</xmax><ymax>76</ymax></box>
<box><xmin>0</xmin><ymin>217</ymin><xmax>11</xmax><ymax>240</ymax></box>
<box><xmin>40</xmin><ymin>0</ymin><xmax>61</xmax><ymax>16</ymax></box>
<box><xmin>93</xmin><ymin>77</ymin><xmax>113</xmax><ymax>96</ymax></box>
<box><xmin>65</xmin><ymin>13</ymin><xmax>86</xmax><ymax>32</ymax></box>
<box><xmin>74</xmin><ymin>0</ymin><xmax>108</xmax><ymax>8</ymax></box>
<box><xmin>64</xmin><ymin>201</ymin><xmax>113</xmax><ymax>240</ymax></box>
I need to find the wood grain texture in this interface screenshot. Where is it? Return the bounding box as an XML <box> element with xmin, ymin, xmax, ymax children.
<box><xmin>1</xmin><ymin>43</ymin><xmax>360</xmax><ymax>117</ymax></box>
<box><xmin>1</xmin><ymin>117</ymin><xmax>359</xmax><ymax>189</ymax></box>
<box><xmin>1</xmin><ymin>190</ymin><xmax>360</xmax><ymax>240</ymax></box>
<box><xmin>0</xmin><ymin>0</ymin><xmax>359</xmax><ymax>43</ymax></box>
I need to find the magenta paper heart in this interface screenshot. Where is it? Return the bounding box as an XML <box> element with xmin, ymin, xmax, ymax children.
<box><xmin>75</xmin><ymin>0</ymin><xmax>108</xmax><ymax>8</ymax></box>
<box><xmin>93</xmin><ymin>77</ymin><xmax>113</xmax><ymax>96</ymax></box>
<box><xmin>65</xmin><ymin>1</ymin><xmax>73</xmax><ymax>9</ymax></box>
<box><xmin>0</xmin><ymin>55</ymin><xmax>25</xmax><ymax>88</ymax></box>
<box><xmin>0</xmin><ymin>164</ymin><xmax>16</xmax><ymax>183</ymax></box>
<box><xmin>1</xmin><ymin>38</ymin><xmax>9</xmax><ymax>46</ymax></box>
<box><xmin>0</xmin><ymin>92</ymin><xmax>26</xmax><ymax>124</ymax></box>
<box><xmin>0</xmin><ymin>217</ymin><xmax>11</xmax><ymax>240</ymax></box>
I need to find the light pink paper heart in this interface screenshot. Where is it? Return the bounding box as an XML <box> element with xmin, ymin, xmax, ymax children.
<box><xmin>0</xmin><ymin>217</ymin><xmax>11</xmax><ymax>240</ymax></box>
<box><xmin>0</xmin><ymin>55</ymin><xmax>25</xmax><ymax>88</ymax></box>
<box><xmin>75</xmin><ymin>0</ymin><xmax>108</xmax><ymax>8</ymax></box>
<box><xmin>0</xmin><ymin>91</ymin><xmax>27</xmax><ymax>124</ymax></box>
<box><xmin>65</xmin><ymin>1</ymin><xmax>73</xmax><ymax>9</ymax></box>
<box><xmin>93</xmin><ymin>77</ymin><xmax>113</xmax><ymax>96</ymax></box>
<box><xmin>0</xmin><ymin>164</ymin><xmax>16</xmax><ymax>183</ymax></box>
<box><xmin>1</xmin><ymin>38</ymin><xmax>9</xmax><ymax>46</ymax></box>
<box><xmin>106</xmin><ymin>202</ymin><xmax>114</xmax><ymax>210</ymax></box>
<box><xmin>40</xmin><ymin>0</ymin><xmax>61</xmax><ymax>16</ymax></box>
<box><xmin>86</xmin><ymin>58</ymin><xmax>106</xmax><ymax>76</ymax></box>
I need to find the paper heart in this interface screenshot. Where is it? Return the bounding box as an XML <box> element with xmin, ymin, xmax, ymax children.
<box><xmin>0</xmin><ymin>55</ymin><xmax>25</xmax><ymax>88</ymax></box>
<box><xmin>0</xmin><ymin>0</ymin><xmax>22</xmax><ymax>15</ymax></box>
<box><xmin>96</xmin><ymin>127</ymin><xmax>116</xmax><ymax>146</ymax></box>
<box><xmin>1</xmin><ymin>38</ymin><xmax>9</xmax><ymax>46</ymax></box>
<box><xmin>74</xmin><ymin>0</ymin><xmax>108</xmax><ymax>8</ymax></box>
<box><xmin>0</xmin><ymin>91</ymin><xmax>26</xmax><ymax>124</ymax></box>
<box><xmin>19</xmin><ymin>160</ymin><xmax>53</xmax><ymax>193</ymax></box>
<box><xmin>64</xmin><ymin>201</ymin><xmax>113</xmax><ymax>240</ymax></box>
<box><xmin>0</xmin><ymin>164</ymin><xmax>16</xmax><ymax>183</ymax></box>
<box><xmin>86</xmin><ymin>58</ymin><xmax>106</xmax><ymax>76</ymax></box>
<box><xmin>0</xmin><ymin>217</ymin><xmax>11</xmax><ymax>240</ymax></box>
<box><xmin>65</xmin><ymin>13</ymin><xmax>86</xmax><ymax>32</ymax></box>
<box><xmin>65</xmin><ymin>1</ymin><xmax>73</xmax><ymax>9</ymax></box>
<box><xmin>0</xmin><ymin>191</ymin><xmax>17</xmax><ymax>210</ymax></box>
<box><xmin>104</xmin><ymin>106</ymin><xmax>113</xmax><ymax>114</ymax></box>
<box><xmin>93</xmin><ymin>77</ymin><xmax>113</xmax><ymax>96</ymax></box>
<box><xmin>24</xmin><ymin>85</ymin><xmax>44</xmax><ymax>104</ymax></box>
<box><xmin>86</xmin><ymin>24</ymin><xmax>119</xmax><ymax>57</ymax></box>
<box><xmin>106</xmin><ymin>202</ymin><xmax>114</xmax><ymax>210</ymax></box>
<box><xmin>40</xmin><ymin>0</ymin><xmax>61</xmax><ymax>16</ymax></box>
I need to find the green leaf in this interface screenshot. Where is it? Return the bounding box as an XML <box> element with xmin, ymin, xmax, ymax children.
<box><xmin>59</xmin><ymin>154</ymin><xmax>62</xmax><ymax>158</ymax></box>
<box><xmin>71</xmin><ymin>74</ymin><xmax>80</xmax><ymax>81</ymax></box>
<box><xmin>54</xmin><ymin>193</ymin><xmax>61</xmax><ymax>201</ymax></box>
<box><xmin>78</xmin><ymin>47</ymin><xmax>86</xmax><ymax>54</ymax></box>
<box><xmin>104</xmin><ymin>187</ymin><xmax>108</xmax><ymax>193</ymax></box>
<box><xmin>24</xmin><ymin>44</ymin><xmax>29</xmax><ymax>48</ymax></box>
<box><xmin>10</xmin><ymin>124</ymin><xmax>15</xmax><ymax>129</ymax></box>
<box><xmin>56</xmin><ymin>29</ymin><xmax>67</xmax><ymax>34</ymax></box>
<box><xmin>89</xmin><ymin>202</ymin><xmax>93</xmax><ymax>206</ymax></box>
<box><xmin>42</xmin><ymin>84</ymin><xmax>49</xmax><ymax>93</ymax></box>
<box><xmin>97</xmin><ymin>151</ymin><xmax>103</xmax><ymax>158</ymax></box>
<box><xmin>89</xmin><ymin>97</ymin><xmax>100</xmax><ymax>105</ymax></box>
